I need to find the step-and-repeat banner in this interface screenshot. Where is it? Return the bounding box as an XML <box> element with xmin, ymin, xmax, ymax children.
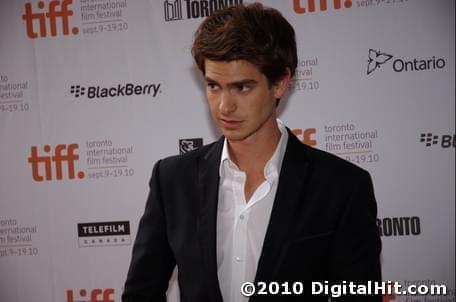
<box><xmin>0</xmin><ymin>1</ymin><xmax>454</xmax><ymax>301</ymax></box>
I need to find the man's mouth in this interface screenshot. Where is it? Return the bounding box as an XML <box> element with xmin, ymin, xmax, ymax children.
<box><xmin>220</xmin><ymin>118</ymin><xmax>243</xmax><ymax>129</ymax></box>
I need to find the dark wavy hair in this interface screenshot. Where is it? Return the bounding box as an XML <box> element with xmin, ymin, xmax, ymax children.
<box><xmin>191</xmin><ymin>3</ymin><xmax>297</xmax><ymax>86</ymax></box>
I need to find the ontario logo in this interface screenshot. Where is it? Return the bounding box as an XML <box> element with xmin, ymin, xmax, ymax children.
<box><xmin>164</xmin><ymin>0</ymin><xmax>243</xmax><ymax>21</ymax></box>
<box><xmin>28</xmin><ymin>144</ymin><xmax>84</xmax><ymax>182</ymax></box>
<box><xmin>367</xmin><ymin>49</ymin><xmax>446</xmax><ymax>75</ymax></box>
<box><xmin>22</xmin><ymin>0</ymin><xmax>79</xmax><ymax>39</ymax></box>
<box><xmin>293</xmin><ymin>0</ymin><xmax>353</xmax><ymax>14</ymax></box>
<box><xmin>70</xmin><ymin>83</ymin><xmax>161</xmax><ymax>99</ymax></box>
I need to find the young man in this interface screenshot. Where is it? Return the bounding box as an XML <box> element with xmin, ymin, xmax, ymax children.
<box><xmin>123</xmin><ymin>3</ymin><xmax>381</xmax><ymax>302</ymax></box>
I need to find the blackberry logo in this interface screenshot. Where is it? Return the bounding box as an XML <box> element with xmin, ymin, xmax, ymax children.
<box><xmin>367</xmin><ymin>49</ymin><xmax>393</xmax><ymax>75</ymax></box>
<box><xmin>420</xmin><ymin>133</ymin><xmax>439</xmax><ymax>147</ymax></box>
<box><xmin>179</xmin><ymin>138</ymin><xmax>203</xmax><ymax>154</ymax></box>
<box><xmin>420</xmin><ymin>133</ymin><xmax>455</xmax><ymax>148</ymax></box>
<box><xmin>70</xmin><ymin>83</ymin><xmax>161</xmax><ymax>99</ymax></box>
<box><xmin>70</xmin><ymin>85</ymin><xmax>85</xmax><ymax>98</ymax></box>
<box><xmin>77</xmin><ymin>221</ymin><xmax>131</xmax><ymax>247</ymax></box>
<box><xmin>164</xmin><ymin>0</ymin><xmax>242</xmax><ymax>21</ymax></box>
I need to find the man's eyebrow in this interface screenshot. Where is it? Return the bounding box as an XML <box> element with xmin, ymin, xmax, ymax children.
<box><xmin>229</xmin><ymin>80</ymin><xmax>258</xmax><ymax>87</ymax></box>
<box><xmin>204</xmin><ymin>77</ymin><xmax>258</xmax><ymax>86</ymax></box>
<box><xmin>204</xmin><ymin>76</ymin><xmax>218</xmax><ymax>83</ymax></box>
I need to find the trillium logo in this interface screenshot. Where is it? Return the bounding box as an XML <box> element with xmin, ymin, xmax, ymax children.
<box><xmin>367</xmin><ymin>49</ymin><xmax>393</xmax><ymax>75</ymax></box>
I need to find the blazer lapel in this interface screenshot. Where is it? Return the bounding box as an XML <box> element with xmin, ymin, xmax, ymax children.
<box><xmin>195</xmin><ymin>131</ymin><xmax>310</xmax><ymax>301</ymax></box>
<box><xmin>254</xmin><ymin>130</ymin><xmax>310</xmax><ymax>284</ymax></box>
<box><xmin>197</xmin><ymin>138</ymin><xmax>224</xmax><ymax>302</ymax></box>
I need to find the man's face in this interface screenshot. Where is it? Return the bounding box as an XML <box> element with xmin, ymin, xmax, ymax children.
<box><xmin>204</xmin><ymin>59</ymin><xmax>288</xmax><ymax>143</ymax></box>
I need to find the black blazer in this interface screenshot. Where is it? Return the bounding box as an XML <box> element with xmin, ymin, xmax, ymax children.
<box><xmin>123</xmin><ymin>129</ymin><xmax>382</xmax><ymax>302</ymax></box>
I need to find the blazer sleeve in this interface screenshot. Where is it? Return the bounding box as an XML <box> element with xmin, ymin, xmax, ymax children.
<box><xmin>122</xmin><ymin>160</ymin><xmax>176</xmax><ymax>302</ymax></box>
<box><xmin>330</xmin><ymin>170</ymin><xmax>382</xmax><ymax>302</ymax></box>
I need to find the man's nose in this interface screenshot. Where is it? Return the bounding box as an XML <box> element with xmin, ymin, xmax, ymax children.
<box><xmin>219</xmin><ymin>92</ymin><xmax>236</xmax><ymax>114</ymax></box>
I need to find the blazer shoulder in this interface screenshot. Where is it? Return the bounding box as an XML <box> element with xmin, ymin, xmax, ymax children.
<box><xmin>154</xmin><ymin>139</ymin><xmax>222</xmax><ymax>173</ymax></box>
<box><xmin>300</xmin><ymin>142</ymin><xmax>371</xmax><ymax>180</ymax></box>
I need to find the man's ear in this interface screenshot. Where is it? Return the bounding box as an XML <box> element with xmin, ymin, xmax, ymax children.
<box><xmin>273</xmin><ymin>68</ymin><xmax>291</xmax><ymax>99</ymax></box>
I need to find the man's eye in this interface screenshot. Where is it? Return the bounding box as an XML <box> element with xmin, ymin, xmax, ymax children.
<box><xmin>207</xmin><ymin>83</ymin><xmax>219</xmax><ymax>90</ymax></box>
<box><xmin>237</xmin><ymin>85</ymin><xmax>251</xmax><ymax>92</ymax></box>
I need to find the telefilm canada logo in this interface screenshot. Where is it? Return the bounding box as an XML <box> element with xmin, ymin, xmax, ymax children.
<box><xmin>70</xmin><ymin>83</ymin><xmax>162</xmax><ymax>100</ymax></box>
<box><xmin>77</xmin><ymin>221</ymin><xmax>131</xmax><ymax>247</ymax></box>
<box><xmin>419</xmin><ymin>133</ymin><xmax>455</xmax><ymax>148</ymax></box>
<box><xmin>367</xmin><ymin>49</ymin><xmax>446</xmax><ymax>75</ymax></box>
<box><xmin>22</xmin><ymin>0</ymin><xmax>79</xmax><ymax>39</ymax></box>
<box><xmin>164</xmin><ymin>0</ymin><xmax>243</xmax><ymax>21</ymax></box>
<box><xmin>179</xmin><ymin>138</ymin><xmax>203</xmax><ymax>154</ymax></box>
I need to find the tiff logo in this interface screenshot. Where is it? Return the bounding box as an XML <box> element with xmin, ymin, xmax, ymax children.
<box><xmin>164</xmin><ymin>0</ymin><xmax>183</xmax><ymax>21</ymax></box>
<box><xmin>293</xmin><ymin>0</ymin><xmax>352</xmax><ymax>13</ymax></box>
<box><xmin>66</xmin><ymin>288</ymin><xmax>114</xmax><ymax>302</ymax></box>
<box><xmin>70</xmin><ymin>85</ymin><xmax>85</xmax><ymax>98</ymax></box>
<box><xmin>28</xmin><ymin>144</ymin><xmax>85</xmax><ymax>182</ymax></box>
<box><xmin>292</xmin><ymin>128</ymin><xmax>317</xmax><ymax>146</ymax></box>
<box><xmin>22</xmin><ymin>0</ymin><xmax>79</xmax><ymax>39</ymax></box>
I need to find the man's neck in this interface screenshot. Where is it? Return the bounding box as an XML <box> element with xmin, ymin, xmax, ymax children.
<box><xmin>227</xmin><ymin>121</ymin><xmax>281</xmax><ymax>174</ymax></box>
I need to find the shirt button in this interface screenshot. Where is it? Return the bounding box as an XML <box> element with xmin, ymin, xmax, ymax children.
<box><xmin>239</xmin><ymin>214</ymin><xmax>244</xmax><ymax>220</ymax></box>
<box><xmin>236</xmin><ymin>257</ymin><xmax>241</xmax><ymax>262</ymax></box>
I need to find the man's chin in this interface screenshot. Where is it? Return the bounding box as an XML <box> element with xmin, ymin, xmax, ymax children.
<box><xmin>221</xmin><ymin>130</ymin><xmax>247</xmax><ymax>142</ymax></box>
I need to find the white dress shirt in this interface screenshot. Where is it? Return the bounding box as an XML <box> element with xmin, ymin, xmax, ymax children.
<box><xmin>216</xmin><ymin>119</ymin><xmax>289</xmax><ymax>302</ymax></box>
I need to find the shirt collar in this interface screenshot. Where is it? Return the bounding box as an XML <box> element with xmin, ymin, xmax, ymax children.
<box><xmin>219</xmin><ymin>119</ymin><xmax>289</xmax><ymax>180</ymax></box>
